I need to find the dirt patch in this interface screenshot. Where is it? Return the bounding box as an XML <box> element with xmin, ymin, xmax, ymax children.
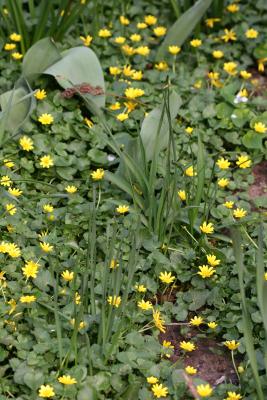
<box><xmin>160</xmin><ymin>324</ymin><xmax>239</xmax><ymax>386</ymax></box>
<box><xmin>250</xmin><ymin>69</ymin><xmax>267</xmax><ymax>97</ymax></box>
<box><xmin>248</xmin><ymin>161</ymin><xmax>267</xmax><ymax>200</ymax></box>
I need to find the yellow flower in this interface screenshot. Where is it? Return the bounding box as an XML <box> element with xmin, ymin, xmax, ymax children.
<box><xmin>61</xmin><ymin>270</ymin><xmax>74</xmax><ymax>282</ymax></box>
<box><xmin>190</xmin><ymin>39</ymin><xmax>202</xmax><ymax>47</ymax></box>
<box><xmin>1</xmin><ymin>175</ymin><xmax>12</xmax><ymax>186</ymax></box>
<box><xmin>238</xmin><ymin>365</ymin><xmax>244</xmax><ymax>373</ymax></box>
<box><xmin>151</xmin><ymin>383</ymin><xmax>168</xmax><ymax>398</ymax></box>
<box><xmin>70</xmin><ymin>319</ymin><xmax>86</xmax><ymax>329</ymax></box>
<box><xmin>8</xmin><ymin>187</ymin><xmax>22</xmax><ymax>197</ymax></box>
<box><xmin>240</xmin><ymin>70</ymin><xmax>251</xmax><ymax>79</ymax></box>
<box><xmin>110</xmin><ymin>259</ymin><xmax>119</xmax><ymax>269</ymax></box>
<box><xmin>98</xmin><ymin>28</ymin><xmax>111</xmax><ymax>38</ymax></box>
<box><xmin>200</xmin><ymin>222</ymin><xmax>214</xmax><ymax>234</ymax></box>
<box><xmin>22</xmin><ymin>260</ymin><xmax>39</xmax><ymax>279</ymax></box>
<box><xmin>123</xmin><ymin>65</ymin><xmax>135</xmax><ymax>77</ymax></box>
<box><xmin>10</xmin><ymin>33</ymin><xmax>21</xmax><ymax>42</ymax></box>
<box><xmin>34</xmin><ymin>89</ymin><xmax>47</xmax><ymax>100</ymax></box>
<box><xmin>222</xmin><ymin>29</ymin><xmax>237</xmax><ymax>42</ymax></box>
<box><xmin>122</xmin><ymin>44</ymin><xmax>135</xmax><ymax>56</ymax></box>
<box><xmin>153</xmin><ymin>310</ymin><xmax>166</xmax><ymax>333</ymax></box>
<box><xmin>190</xmin><ymin>316</ymin><xmax>203</xmax><ymax>326</ymax></box>
<box><xmin>233</xmin><ymin>208</ymin><xmax>247</xmax><ymax>218</ymax></box>
<box><xmin>185</xmin><ymin>166</ymin><xmax>196</xmax><ymax>177</ymax></box>
<box><xmin>4</xmin><ymin>43</ymin><xmax>16</xmax><ymax>51</ymax></box>
<box><xmin>144</xmin><ymin>15</ymin><xmax>157</xmax><ymax>25</ymax></box>
<box><xmin>223</xmin><ymin>201</ymin><xmax>234</xmax><ymax>209</ymax></box>
<box><xmin>194</xmin><ymin>80</ymin><xmax>202</xmax><ymax>89</ymax></box>
<box><xmin>135</xmin><ymin>284</ymin><xmax>147</xmax><ymax>292</ymax></box>
<box><xmin>185</xmin><ymin>365</ymin><xmax>197</xmax><ymax>375</ymax></box>
<box><xmin>38</xmin><ymin>384</ymin><xmax>55</xmax><ymax>398</ymax></box>
<box><xmin>19</xmin><ymin>135</ymin><xmax>34</xmax><ymax>151</ymax></box>
<box><xmin>43</xmin><ymin>204</ymin><xmax>54</xmax><ymax>213</ymax></box>
<box><xmin>58</xmin><ymin>375</ymin><xmax>77</xmax><ymax>385</ymax></box>
<box><xmin>91</xmin><ymin>168</ymin><xmax>104</xmax><ymax>181</ymax></box>
<box><xmin>196</xmin><ymin>383</ymin><xmax>213</xmax><ymax>397</ymax></box>
<box><xmin>40</xmin><ymin>155</ymin><xmax>54</xmax><ymax>168</ymax></box>
<box><xmin>130</xmin><ymin>33</ymin><xmax>141</xmax><ymax>42</ymax></box>
<box><xmin>180</xmin><ymin>341</ymin><xmax>196</xmax><ymax>351</ymax></box>
<box><xmin>159</xmin><ymin>271</ymin><xmax>175</xmax><ymax>284</ymax></box>
<box><xmin>224</xmin><ymin>340</ymin><xmax>240</xmax><ymax>350</ymax></box>
<box><xmin>132</xmin><ymin>70</ymin><xmax>143</xmax><ymax>80</ymax></box>
<box><xmin>245</xmin><ymin>28</ymin><xmax>258</xmax><ymax>39</ymax></box>
<box><xmin>38</xmin><ymin>113</ymin><xmax>54</xmax><ymax>125</ymax></box>
<box><xmin>5</xmin><ymin>203</ymin><xmax>16</xmax><ymax>215</ymax></box>
<box><xmin>12</xmin><ymin>52</ymin><xmax>23</xmax><ymax>60</ymax></box>
<box><xmin>84</xmin><ymin>117</ymin><xmax>94</xmax><ymax>128</ymax></box>
<box><xmin>178</xmin><ymin>190</ymin><xmax>186</xmax><ymax>201</ymax></box>
<box><xmin>205</xmin><ymin>18</ymin><xmax>220</xmax><ymax>28</ymax></box>
<box><xmin>125</xmin><ymin>87</ymin><xmax>145</xmax><ymax>99</ymax></box>
<box><xmin>6</xmin><ymin>243</ymin><xmax>21</xmax><ymax>258</ymax></box>
<box><xmin>137</xmin><ymin>22</ymin><xmax>147</xmax><ymax>29</ymax></box>
<box><xmin>147</xmin><ymin>376</ymin><xmax>158</xmax><ymax>384</ymax></box>
<box><xmin>216</xmin><ymin>157</ymin><xmax>230</xmax><ymax>169</ymax></box>
<box><xmin>206</xmin><ymin>254</ymin><xmax>220</xmax><ymax>267</ymax></box>
<box><xmin>207</xmin><ymin>321</ymin><xmax>218</xmax><ymax>329</ymax></box>
<box><xmin>138</xmin><ymin>299</ymin><xmax>153</xmax><ymax>310</ymax></box>
<box><xmin>168</xmin><ymin>45</ymin><xmax>181</xmax><ymax>55</ymax></box>
<box><xmin>116</xmin><ymin>205</ymin><xmax>129</xmax><ymax>214</ymax></box>
<box><xmin>109</xmin><ymin>66</ymin><xmax>121</xmax><ymax>75</ymax></box>
<box><xmin>185</xmin><ymin>126</ymin><xmax>193</xmax><ymax>134</ymax></box>
<box><xmin>218</xmin><ymin>178</ymin><xmax>229</xmax><ymax>188</ymax></box>
<box><xmin>153</xmin><ymin>26</ymin><xmax>167</xmax><ymax>37</ymax></box>
<box><xmin>254</xmin><ymin>122</ymin><xmax>267</xmax><ymax>134</ymax></box>
<box><xmin>226</xmin><ymin>4</ymin><xmax>239</xmax><ymax>13</ymax></box>
<box><xmin>264</xmin><ymin>272</ymin><xmax>267</xmax><ymax>281</ymax></box>
<box><xmin>65</xmin><ymin>185</ymin><xmax>77</xmax><ymax>193</ymax></box>
<box><xmin>162</xmin><ymin>340</ymin><xmax>174</xmax><ymax>349</ymax></box>
<box><xmin>79</xmin><ymin>35</ymin><xmax>92</xmax><ymax>46</ymax></box>
<box><xmin>223</xmin><ymin>62</ymin><xmax>237</xmax><ymax>75</ymax></box>
<box><xmin>155</xmin><ymin>61</ymin><xmax>168</xmax><ymax>71</ymax></box>
<box><xmin>20</xmin><ymin>295</ymin><xmax>36</xmax><ymax>303</ymax></box>
<box><xmin>198</xmin><ymin>265</ymin><xmax>216</xmax><ymax>278</ymax></box>
<box><xmin>109</xmin><ymin>102</ymin><xmax>121</xmax><ymax>110</ymax></box>
<box><xmin>108</xmin><ymin>295</ymin><xmax>121</xmax><ymax>307</ymax></box>
<box><xmin>117</xmin><ymin>113</ymin><xmax>129</xmax><ymax>121</ymax></box>
<box><xmin>120</xmin><ymin>15</ymin><xmax>130</xmax><ymax>25</ymax></box>
<box><xmin>236</xmin><ymin>155</ymin><xmax>251</xmax><ymax>169</ymax></box>
<box><xmin>114</xmin><ymin>36</ymin><xmax>126</xmax><ymax>44</ymax></box>
<box><xmin>225</xmin><ymin>391</ymin><xmax>242</xmax><ymax>400</ymax></box>
<box><xmin>40</xmin><ymin>242</ymin><xmax>54</xmax><ymax>252</ymax></box>
<box><xmin>212</xmin><ymin>50</ymin><xmax>224</xmax><ymax>59</ymax></box>
<box><xmin>135</xmin><ymin>46</ymin><xmax>150</xmax><ymax>56</ymax></box>
<box><xmin>3</xmin><ymin>159</ymin><xmax>15</xmax><ymax>168</ymax></box>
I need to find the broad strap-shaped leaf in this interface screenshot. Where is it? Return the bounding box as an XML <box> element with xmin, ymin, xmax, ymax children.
<box><xmin>140</xmin><ymin>90</ymin><xmax>182</xmax><ymax>161</ymax></box>
<box><xmin>45</xmin><ymin>46</ymin><xmax>105</xmax><ymax>109</ymax></box>
<box><xmin>156</xmin><ymin>0</ymin><xmax>213</xmax><ymax>60</ymax></box>
<box><xmin>22</xmin><ymin>37</ymin><xmax>62</xmax><ymax>82</ymax></box>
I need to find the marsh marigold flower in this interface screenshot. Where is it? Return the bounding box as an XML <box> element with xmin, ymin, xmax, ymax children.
<box><xmin>38</xmin><ymin>384</ymin><xmax>55</xmax><ymax>398</ymax></box>
<box><xmin>80</xmin><ymin>35</ymin><xmax>92</xmax><ymax>46</ymax></box>
<box><xmin>147</xmin><ymin>376</ymin><xmax>158</xmax><ymax>384</ymax></box>
<box><xmin>135</xmin><ymin>284</ymin><xmax>147</xmax><ymax>292</ymax></box>
<box><xmin>168</xmin><ymin>45</ymin><xmax>181</xmax><ymax>55</ymax></box>
<box><xmin>151</xmin><ymin>383</ymin><xmax>168</xmax><ymax>398</ymax></box>
<box><xmin>116</xmin><ymin>205</ymin><xmax>129</xmax><ymax>214</ymax></box>
<box><xmin>153</xmin><ymin>26</ymin><xmax>167</xmax><ymax>37</ymax></box>
<box><xmin>222</xmin><ymin>29</ymin><xmax>236</xmax><ymax>42</ymax></box>
<box><xmin>185</xmin><ymin>166</ymin><xmax>196</xmax><ymax>177</ymax></box>
<box><xmin>65</xmin><ymin>185</ymin><xmax>77</xmax><ymax>193</ymax></box>
<box><xmin>227</xmin><ymin>4</ymin><xmax>239</xmax><ymax>12</ymax></box>
<box><xmin>138</xmin><ymin>299</ymin><xmax>153</xmax><ymax>310</ymax></box>
<box><xmin>216</xmin><ymin>157</ymin><xmax>230</xmax><ymax>169</ymax></box>
<box><xmin>98</xmin><ymin>28</ymin><xmax>111</xmax><ymax>38</ymax></box>
<box><xmin>144</xmin><ymin>15</ymin><xmax>157</xmax><ymax>25</ymax></box>
<box><xmin>35</xmin><ymin>89</ymin><xmax>47</xmax><ymax>100</ymax></box>
<box><xmin>10</xmin><ymin>33</ymin><xmax>21</xmax><ymax>41</ymax></box>
<box><xmin>190</xmin><ymin>39</ymin><xmax>202</xmax><ymax>47</ymax></box>
<box><xmin>245</xmin><ymin>29</ymin><xmax>258</xmax><ymax>39</ymax></box>
<box><xmin>185</xmin><ymin>126</ymin><xmax>193</xmax><ymax>134</ymax></box>
<box><xmin>58</xmin><ymin>375</ymin><xmax>77</xmax><ymax>385</ymax></box>
<box><xmin>212</xmin><ymin>50</ymin><xmax>224</xmax><ymax>59</ymax></box>
<box><xmin>207</xmin><ymin>321</ymin><xmax>218</xmax><ymax>329</ymax></box>
<box><xmin>218</xmin><ymin>178</ymin><xmax>229</xmax><ymax>188</ymax></box>
<box><xmin>1</xmin><ymin>175</ymin><xmax>12</xmax><ymax>186</ymax></box>
<box><xmin>178</xmin><ymin>190</ymin><xmax>186</xmax><ymax>201</ymax></box>
<box><xmin>240</xmin><ymin>70</ymin><xmax>251</xmax><ymax>79</ymax></box>
<box><xmin>224</xmin><ymin>62</ymin><xmax>237</xmax><ymax>75</ymax></box>
<box><xmin>117</xmin><ymin>113</ymin><xmax>129</xmax><ymax>121</ymax></box>
<box><xmin>109</xmin><ymin>66</ymin><xmax>121</xmax><ymax>75</ymax></box>
<box><xmin>61</xmin><ymin>270</ymin><xmax>74</xmax><ymax>282</ymax></box>
<box><xmin>19</xmin><ymin>135</ymin><xmax>34</xmax><ymax>151</ymax></box>
<box><xmin>162</xmin><ymin>340</ymin><xmax>174</xmax><ymax>349</ymax></box>
<box><xmin>224</xmin><ymin>340</ymin><xmax>240</xmax><ymax>350</ymax></box>
<box><xmin>224</xmin><ymin>201</ymin><xmax>234</xmax><ymax>209</ymax></box>
<box><xmin>155</xmin><ymin>61</ymin><xmax>168</xmax><ymax>71</ymax></box>
<box><xmin>22</xmin><ymin>260</ymin><xmax>39</xmax><ymax>279</ymax></box>
<box><xmin>180</xmin><ymin>341</ymin><xmax>196</xmax><ymax>352</ymax></box>
<box><xmin>153</xmin><ymin>310</ymin><xmax>166</xmax><ymax>332</ymax></box>
<box><xmin>190</xmin><ymin>316</ymin><xmax>204</xmax><ymax>326</ymax></box>
<box><xmin>198</xmin><ymin>265</ymin><xmax>216</xmax><ymax>278</ymax></box>
<box><xmin>233</xmin><ymin>208</ymin><xmax>247</xmax><ymax>218</ymax></box>
<box><xmin>120</xmin><ymin>15</ymin><xmax>130</xmax><ymax>25</ymax></box>
<box><xmin>137</xmin><ymin>22</ymin><xmax>147</xmax><ymax>29</ymax></box>
<box><xmin>4</xmin><ymin>43</ymin><xmax>16</xmax><ymax>51</ymax></box>
<box><xmin>108</xmin><ymin>295</ymin><xmax>121</xmax><ymax>307</ymax></box>
<box><xmin>225</xmin><ymin>391</ymin><xmax>242</xmax><ymax>400</ymax></box>
<box><xmin>205</xmin><ymin>18</ymin><xmax>220</xmax><ymax>28</ymax></box>
<box><xmin>254</xmin><ymin>122</ymin><xmax>267</xmax><ymax>133</ymax></box>
<box><xmin>196</xmin><ymin>384</ymin><xmax>213</xmax><ymax>397</ymax></box>
<box><xmin>12</xmin><ymin>52</ymin><xmax>23</xmax><ymax>60</ymax></box>
<box><xmin>130</xmin><ymin>33</ymin><xmax>141</xmax><ymax>42</ymax></box>
<box><xmin>236</xmin><ymin>155</ymin><xmax>251</xmax><ymax>169</ymax></box>
<box><xmin>200</xmin><ymin>222</ymin><xmax>214</xmax><ymax>234</ymax></box>
<box><xmin>5</xmin><ymin>204</ymin><xmax>17</xmax><ymax>215</ymax></box>
<box><xmin>20</xmin><ymin>295</ymin><xmax>36</xmax><ymax>303</ymax></box>
<box><xmin>40</xmin><ymin>242</ymin><xmax>54</xmax><ymax>252</ymax></box>
<box><xmin>43</xmin><ymin>204</ymin><xmax>54</xmax><ymax>213</ymax></box>
<box><xmin>206</xmin><ymin>254</ymin><xmax>220</xmax><ymax>267</ymax></box>
<box><xmin>4</xmin><ymin>159</ymin><xmax>15</xmax><ymax>168</ymax></box>
<box><xmin>125</xmin><ymin>87</ymin><xmax>144</xmax><ymax>99</ymax></box>
<box><xmin>6</xmin><ymin>243</ymin><xmax>21</xmax><ymax>258</ymax></box>
<box><xmin>185</xmin><ymin>365</ymin><xmax>197</xmax><ymax>375</ymax></box>
<box><xmin>91</xmin><ymin>168</ymin><xmax>104</xmax><ymax>181</ymax></box>
<box><xmin>8</xmin><ymin>187</ymin><xmax>22</xmax><ymax>197</ymax></box>
<box><xmin>159</xmin><ymin>271</ymin><xmax>175</xmax><ymax>284</ymax></box>
<box><xmin>38</xmin><ymin>113</ymin><xmax>53</xmax><ymax>125</ymax></box>
<box><xmin>114</xmin><ymin>36</ymin><xmax>126</xmax><ymax>44</ymax></box>
<box><xmin>135</xmin><ymin>46</ymin><xmax>150</xmax><ymax>56</ymax></box>
<box><xmin>40</xmin><ymin>155</ymin><xmax>54</xmax><ymax>168</ymax></box>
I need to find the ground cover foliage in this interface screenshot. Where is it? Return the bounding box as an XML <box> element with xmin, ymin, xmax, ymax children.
<box><xmin>0</xmin><ymin>0</ymin><xmax>267</xmax><ymax>399</ymax></box>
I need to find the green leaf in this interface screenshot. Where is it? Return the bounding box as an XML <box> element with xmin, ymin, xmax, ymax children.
<box><xmin>140</xmin><ymin>90</ymin><xmax>182</xmax><ymax>161</ymax></box>
<box><xmin>22</xmin><ymin>37</ymin><xmax>61</xmax><ymax>81</ymax></box>
<box><xmin>156</xmin><ymin>0</ymin><xmax>213</xmax><ymax>60</ymax></box>
<box><xmin>242</xmin><ymin>131</ymin><xmax>263</xmax><ymax>149</ymax></box>
<box><xmin>45</xmin><ymin>46</ymin><xmax>105</xmax><ymax>109</ymax></box>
